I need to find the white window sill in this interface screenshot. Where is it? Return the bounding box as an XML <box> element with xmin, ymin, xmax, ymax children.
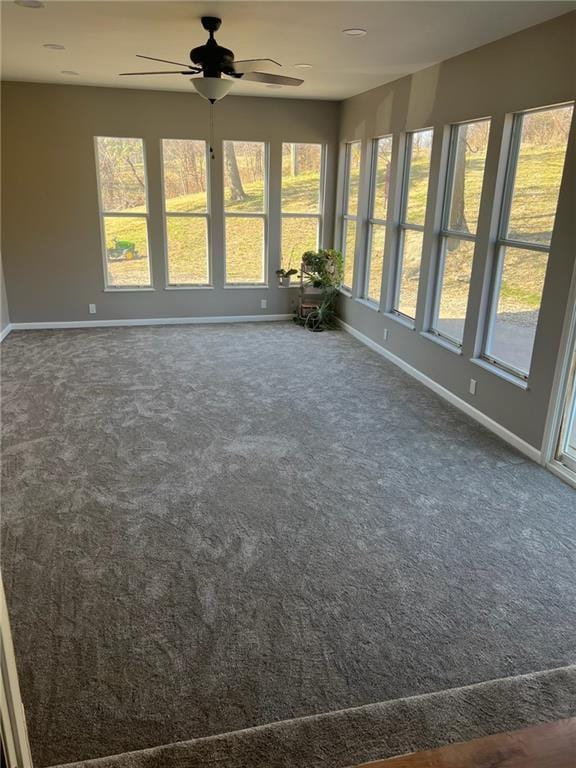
<box><xmin>355</xmin><ymin>298</ymin><xmax>380</xmax><ymax>312</ymax></box>
<box><xmin>103</xmin><ymin>287</ymin><xmax>155</xmax><ymax>293</ymax></box>
<box><xmin>277</xmin><ymin>284</ymin><xmax>300</xmax><ymax>289</ymax></box>
<box><xmin>223</xmin><ymin>284</ymin><xmax>269</xmax><ymax>289</ymax></box>
<box><xmin>420</xmin><ymin>331</ymin><xmax>463</xmax><ymax>355</ymax></box>
<box><xmin>339</xmin><ymin>287</ymin><xmax>352</xmax><ymax>298</ymax></box>
<box><xmin>471</xmin><ymin>357</ymin><xmax>529</xmax><ymax>390</ymax></box>
<box><xmin>164</xmin><ymin>285</ymin><xmax>214</xmax><ymax>291</ymax></box>
<box><xmin>383</xmin><ymin>311</ymin><xmax>415</xmax><ymax>331</ymax></box>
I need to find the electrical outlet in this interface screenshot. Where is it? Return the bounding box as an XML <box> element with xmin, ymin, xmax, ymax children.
<box><xmin>469</xmin><ymin>378</ymin><xmax>477</xmax><ymax>395</ymax></box>
<box><xmin>260</xmin><ymin>299</ymin><xmax>267</xmax><ymax>310</ymax></box>
<box><xmin>383</xmin><ymin>328</ymin><xmax>389</xmax><ymax>341</ymax></box>
<box><xmin>89</xmin><ymin>304</ymin><xmax>96</xmax><ymax>315</ymax></box>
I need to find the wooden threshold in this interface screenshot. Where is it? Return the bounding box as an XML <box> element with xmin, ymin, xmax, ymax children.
<box><xmin>349</xmin><ymin>717</ymin><xmax>576</xmax><ymax>768</ymax></box>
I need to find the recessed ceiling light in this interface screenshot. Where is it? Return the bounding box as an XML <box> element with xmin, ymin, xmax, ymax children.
<box><xmin>43</xmin><ymin>43</ymin><xmax>66</xmax><ymax>50</ymax></box>
<box><xmin>15</xmin><ymin>0</ymin><xmax>44</xmax><ymax>8</ymax></box>
<box><xmin>266</xmin><ymin>84</ymin><xmax>282</xmax><ymax>89</ymax></box>
<box><xmin>294</xmin><ymin>63</ymin><xmax>312</xmax><ymax>69</ymax></box>
<box><xmin>61</xmin><ymin>70</ymin><xmax>79</xmax><ymax>76</ymax></box>
<box><xmin>342</xmin><ymin>28</ymin><xmax>367</xmax><ymax>37</ymax></box>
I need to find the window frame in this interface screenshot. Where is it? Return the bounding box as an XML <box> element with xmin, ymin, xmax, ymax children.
<box><xmin>223</xmin><ymin>140</ymin><xmax>270</xmax><ymax>287</ymax></box>
<box><xmin>280</xmin><ymin>142</ymin><xmax>326</xmax><ymax>273</ymax></box>
<box><xmin>481</xmin><ymin>103</ymin><xmax>573</xmax><ymax>381</ymax></box>
<box><xmin>160</xmin><ymin>138</ymin><xmax>212</xmax><ymax>289</ymax></box>
<box><xmin>94</xmin><ymin>136</ymin><xmax>153</xmax><ymax>291</ymax></box>
<box><xmin>391</xmin><ymin>128</ymin><xmax>433</xmax><ymax>321</ymax></box>
<box><xmin>430</xmin><ymin>118</ymin><xmax>491</xmax><ymax>347</ymax></box>
<box><xmin>363</xmin><ymin>134</ymin><xmax>394</xmax><ymax>306</ymax></box>
<box><xmin>340</xmin><ymin>140</ymin><xmax>362</xmax><ymax>291</ymax></box>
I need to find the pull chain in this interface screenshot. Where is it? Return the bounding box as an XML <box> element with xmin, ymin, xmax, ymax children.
<box><xmin>209</xmin><ymin>101</ymin><xmax>215</xmax><ymax>160</ymax></box>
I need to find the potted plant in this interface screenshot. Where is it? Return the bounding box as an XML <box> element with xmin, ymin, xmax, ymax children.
<box><xmin>295</xmin><ymin>249</ymin><xmax>343</xmax><ymax>331</ymax></box>
<box><xmin>276</xmin><ymin>268</ymin><xmax>298</xmax><ymax>287</ymax></box>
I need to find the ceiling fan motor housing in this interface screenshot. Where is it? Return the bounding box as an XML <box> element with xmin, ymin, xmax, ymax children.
<box><xmin>191</xmin><ymin>17</ymin><xmax>235</xmax><ymax>77</ymax></box>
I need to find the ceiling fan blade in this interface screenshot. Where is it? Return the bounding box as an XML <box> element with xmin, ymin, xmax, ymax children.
<box><xmin>234</xmin><ymin>58</ymin><xmax>281</xmax><ymax>74</ymax></box>
<box><xmin>136</xmin><ymin>54</ymin><xmax>196</xmax><ymax>69</ymax></box>
<box><xmin>119</xmin><ymin>71</ymin><xmax>193</xmax><ymax>76</ymax></box>
<box><xmin>240</xmin><ymin>72</ymin><xmax>304</xmax><ymax>86</ymax></box>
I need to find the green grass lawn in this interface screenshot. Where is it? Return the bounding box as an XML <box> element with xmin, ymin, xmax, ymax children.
<box><xmin>104</xmin><ymin>144</ymin><xmax>567</xmax><ymax>308</ymax></box>
<box><xmin>105</xmin><ymin>169</ymin><xmax>322</xmax><ymax>286</ymax></box>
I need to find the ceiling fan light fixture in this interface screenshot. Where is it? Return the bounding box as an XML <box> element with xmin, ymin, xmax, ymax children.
<box><xmin>192</xmin><ymin>76</ymin><xmax>234</xmax><ymax>103</ymax></box>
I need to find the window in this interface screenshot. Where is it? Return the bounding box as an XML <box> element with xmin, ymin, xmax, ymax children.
<box><xmin>161</xmin><ymin>139</ymin><xmax>210</xmax><ymax>286</ymax></box>
<box><xmin>223</xmin><ymin>141</ymin><xmax>268</xmax><ymax>284</ymax></box>
<box><xmin>281</xmin><ymin>143</ymin><xmax>324</xmax><ymax>275</ymax></box>
<box><xmin>431</xmin><ymin>119</ymin><xmax>491</xmax><ymax>345</ymax></box>
<box><xmin>364</xmin><ymin>135</ymin><xmax>393</xmax><ymax>304</ymax></box>
<box><xmin>483</xmin><ymin>103</ymin><xmax>573</xmax><ymax>378</ymax></box>
<box><xmin>95</xmin><ymin>137</ymin><xmax>151</xmax><ymax>289</ymax></box>
<box><xmin>392</xmin><ymin>129</ymin><xmax>433</xmax><ymax>320</ymax></box>
<box><xmin>341</xmin><ymin>141</ymin><xmax>362</xmax><ymax>289</ymax></box>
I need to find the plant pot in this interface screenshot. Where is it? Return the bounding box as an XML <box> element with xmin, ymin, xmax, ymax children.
<box><xmin>281</xmin><ymin>276</ymin><xmax>291</xmax><ymax>287</ymax></box>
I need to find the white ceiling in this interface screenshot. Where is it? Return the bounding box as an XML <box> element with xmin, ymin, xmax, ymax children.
<box><xmin>1</xmin><ymin>1</ymin><xmax>574</xmax><ymax>101</ymax></box>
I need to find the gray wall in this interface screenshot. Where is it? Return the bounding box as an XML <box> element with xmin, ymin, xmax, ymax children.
<box><xmin>1</xmin><ymin>83</ymin><xmax>339</xmax><ymax>322</ymax></box>
<box><xmin>336</xmin><ymin>12</ymin><xmax>576</xmax><ymax>449</ymax></box>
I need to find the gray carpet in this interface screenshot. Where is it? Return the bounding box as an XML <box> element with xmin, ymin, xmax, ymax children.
<box><xmin>55</xmin><ymin>665</ymin><xmax>576</xmax><ymax>768</ymax></box>
<box><xmin>1</xmin><ymin>323</ymin><xmax>575</xmax><ymax>768</ymax></box>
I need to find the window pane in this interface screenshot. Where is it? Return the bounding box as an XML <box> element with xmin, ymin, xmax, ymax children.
<box><xmin>281</xmin><ymin>217</ymin><xmax>318</xmax><ymax>272</ymax></box>
<box><xmin>223</xmin><ymin>141</ymin><xmax>266</xmax><ymax>213</ymax></box>
<box><xmin>396</xmin><ymin>229</ymin><xmax>423</xmax><ymax>318</ymax></box>
<box><xmin>345</xmin><ymin>142</ymin><xmax>362</xmax><ymax>215</ymax></box>
<box><xmin>162</xmin><ymin>139</ymin><xmax>207</xmax><ymax>213</ymax></box>
<box><xmin>447</xmin><ymin>120</ymin><xmax>490</xmax><ymax>234</ymax></box>
<box><xmin>506</xmin><ymin>105</ymin><xmax>573</xmax><ymax>246</ymax></box>
<box><xmin>434</xmin><ymin>237</ymin><xmax>475</xmax><ymax>344</ymax></box>
<box><xmin>343</xmin><ymin>219</ymin><xmax>357</xmax><ymax>288</ymax></box>
<box><xmin>372</xmin><ymin>136</ymin><xmax>393</xmax><ymax>220</ymax></box>
<box><xmin>366</xmin><ymin>224</ymin><xmax>386</xmax><ymax>303</ymax></box>
<box><xmin>404</xmin><ymin>129</ymin><xmax>433</xmax><ymax>226</ymax></box>
<box><xmin>103</xmin><ymin>216</ymin><xmax>151</xmax><ymax>287</ymax></box>
<box><xmin>487</xmin><ymin>246</ymin><xmax>548</xmax><ymax>374</ymax></box>
<box><xmin>282</xmin><ymin>143</ymin><xmax>322</xmax><ymax>213</ymax></box>
<box><xmin>225</xmin><ymin>216</ymin><xmax>265</xmax><ymax>283</ymax></box>
<box><xmin>96</xmin><ymin>137</ymin><xmax>147</xmax><ymax>213</ymax></box>
<box><xmin>166</xmin><ymin>217</ymin><xmax>208</xmax><ymax>285</ymax></box>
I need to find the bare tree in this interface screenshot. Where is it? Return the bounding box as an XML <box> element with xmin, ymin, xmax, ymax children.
<box><xmin>225</xmin><ymin>142</ymin><xmax>247</xmax><ymax>201</ymax></box>
<box><xmin>450</xmin><ymin>126</ymin><xmax>469</xmax><ymax>238</ymax></box>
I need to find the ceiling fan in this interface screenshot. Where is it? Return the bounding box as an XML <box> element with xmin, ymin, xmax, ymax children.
<box><xmin>119</xmin><ymin>16</ymin><xmax>304</xmax><ymax>102</ymax></box>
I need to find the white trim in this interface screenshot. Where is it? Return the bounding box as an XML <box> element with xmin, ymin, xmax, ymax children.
<box><xmin>10</xmin><ymin>315</ymin><xmax>292</xmax><ymax>331</ymax></box>
<box><xmin>547</xmin><ymin>459</ymin><xmax>576</xmax><ymax>489</ymax></box>
<box><xmin>0</xmin><ymin>323</ymin><xmax>13</xmax><ymax>342</ymax></box>
<box><xmin>339</xmin><ymin>319</ymin><xmax>542</xmax><ymax>464</ymax></box>
<box><xmin>1</xmin><ymin>578</ymin><xmax>34</xmax><ymax>768</ymax></box>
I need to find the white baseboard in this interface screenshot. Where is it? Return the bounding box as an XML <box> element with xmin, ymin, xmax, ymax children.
<box><xmin>0</xmin><ymin>323</ymin><xmax>12</xmax><ymax>342</ymax></box>
<box><xmin>339</xmin><ymin>319</ymin><xmax>542</xmax><ymax>465</ymax></box>
<box><xmin>10</xmin><ymin>314</ymin><xmax>292</xmax><ymax>331</ymax></box>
